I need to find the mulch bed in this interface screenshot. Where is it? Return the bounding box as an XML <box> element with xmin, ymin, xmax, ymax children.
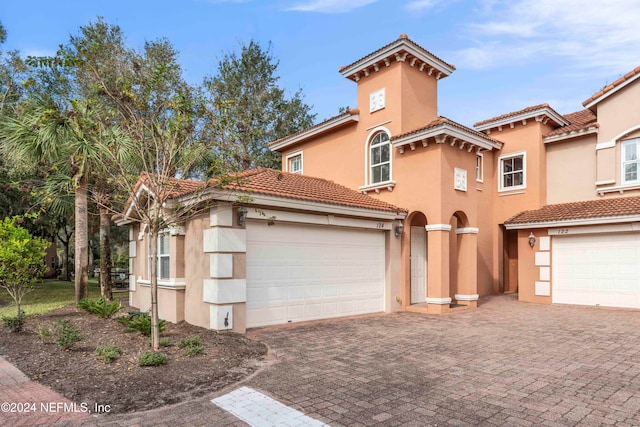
<box><xmin>0</xmin><ymin>305</ymin><xmax>268</xmax><ymax>414</ymax></box>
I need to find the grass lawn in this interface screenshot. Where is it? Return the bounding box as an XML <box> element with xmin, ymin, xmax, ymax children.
<box><xmin>0</xmin><ymin>279</ymin><xmax>102</xmax><ymax>318</ymax></box>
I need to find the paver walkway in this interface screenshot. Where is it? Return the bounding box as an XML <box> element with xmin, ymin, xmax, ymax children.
<box><xmin>0</xmin><ymin>356</ymin><xmax>90</xmax><ymax>426</ymax></box>
<box><xmin>3</xmin><ymin>294</ymin><xmax>640</xmax><ymax>426</ymax></box>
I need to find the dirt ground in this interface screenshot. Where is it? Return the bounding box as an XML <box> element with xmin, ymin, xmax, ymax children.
<box><xmin>0</xmin><ymin>305</ymin><xmax>268</xmax><ymax>414</ymax></box>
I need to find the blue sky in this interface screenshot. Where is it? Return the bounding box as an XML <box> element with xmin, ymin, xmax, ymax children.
<box><xmin>2</xmin><ymin>0</ymin><xmax>640</xmax><ymax>127</ymax></box>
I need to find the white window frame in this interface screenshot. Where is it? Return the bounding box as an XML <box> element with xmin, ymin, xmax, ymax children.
<box><xmin>157</xmin><ymin>233</ymin><xmax>170</xmax><ymax>280</ymax></box>
<box><xmin>148</xmin><ymin>232</ymin><xmax>171</xmax><ymax>280</ymax></box>
<box><xmin>622</xmin><ymin>138</ymin><xmax>640</xmax><ymax>184</ymax></box>
<box><xmin>498</xmin><ymin>151</ymin><xmax>526</xmax><ymax>192</ymax></box>
<box><xmin>476</xmin><ymin>152</ymin><xmax>484</xmax><ymax>183</ymax></box>
<box><xmin>369</xmin><ymin>131</ymin><xmax>392</xmax><ymax>185</ymax></box>
<box><xmin>286</xmin><ymin>151</ymin><xmax>303</xmax><ymax>175</ymax></box>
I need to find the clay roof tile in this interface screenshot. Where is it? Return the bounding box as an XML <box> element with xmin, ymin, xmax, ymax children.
<box><xmin>582</xmin><ymin>65</ymin><xmax>640</xmax><ymax>107</ymax></box>
<box><xmin>505</xmin><ymin>196</ymin><xmax>640</xmax><ymax>225</ymax></box>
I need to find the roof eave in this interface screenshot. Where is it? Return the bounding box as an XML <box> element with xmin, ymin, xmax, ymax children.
<box><xmin>543</xmin><ymin>127</ymin><xmax>599</xmax><ymax>144</ymax></box>
<box><xmin>268</xmin><ymin>113</ymin><xmax>359</xmax><ymax>152</ymax></box>
<box><xmin>175</xmin><ymin>185</ymin><xmax>408</xmax><ymax>220</ymax></box>
<box><xmin>505</xmin><ymin>214</ymin><xmax>640</xmax><ymax>230</ymax></box>
<box><xmin>583</xmin><ymin>72</ymin><xmax>640</xmax><ymax>109</ymax></box>
<box><xmin>475</xmin><ymin>106</ymin><xmax>570</xmax><ymax>132</ymax></box>
<box><xmin>340</xmin><ymin>40</ymin><xmax>454</xmax><ymax>80</ymax></box>
<box><xmin>392</xmin><ymin>123</ymin><xmax>502</xmax><ymax>151</ymax></box>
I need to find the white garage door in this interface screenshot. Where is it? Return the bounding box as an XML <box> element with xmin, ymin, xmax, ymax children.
<box><xmin>246</xmin><ymin>221</ymin><xmax>385</xmax><ymax>327</ymax></box>
<box><xmin>552</xmin><ymin>233</ymin><xmax>640</xmax><ymax>308</ymax></box>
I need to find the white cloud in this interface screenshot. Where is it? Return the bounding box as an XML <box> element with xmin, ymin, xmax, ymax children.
<box><xmin>405</xmin><ymin>0</ymin><xmax>437</xmax><ymax>11</ymax></box>
<box><xmin>286</xmin><ymin>0</ymin><xmax>378</xmax><ymax>13</ymax></box>
<box><xmin>453</xmin><ymin>0</ymin><xmax>640</xmax><ymax>75</ymax></box>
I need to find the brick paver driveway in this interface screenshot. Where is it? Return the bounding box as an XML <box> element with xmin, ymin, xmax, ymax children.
<box><xmin>60</xmin><ymin>294</ymin><xmax>640</xmax><ymax>425</ymax></box>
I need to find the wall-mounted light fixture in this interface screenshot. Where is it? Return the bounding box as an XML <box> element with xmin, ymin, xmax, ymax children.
<box><xmin>395</xmin><ymin>222</ymin><xmax>404</xmax><ymax>237</ymax></box>
<box><xmin>237</xmin><ymin>206</ymin><xmax>248</xmax><ymax>227</ymax></box>
<box><xmin>528</xmin><ymin>232</ymin><xmax>536</xmax><ymax>248</ymax></box>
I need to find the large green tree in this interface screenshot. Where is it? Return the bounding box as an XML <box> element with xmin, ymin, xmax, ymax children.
<box><xmin>203</xmin><ymin>40</ymin><xmax>316</xmax><ymax>176</ymax></box>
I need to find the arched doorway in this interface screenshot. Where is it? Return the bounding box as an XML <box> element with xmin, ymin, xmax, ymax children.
<box><xmin>409</xmin><ymin>212</ymin><xmax>427</xmax><ymax>304</ymax></box>
<box><xmin>449</xmin><ymin>211</ymin><xmax>469</xmax><ymax>305</ymax></box>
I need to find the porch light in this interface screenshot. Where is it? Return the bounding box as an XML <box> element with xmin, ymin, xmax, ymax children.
<box><xmin>528</xmin><ymin>232</ymin><xmax>536</xmax><ymax>248</ymax></box>
<box><xmin>395</xmin><ymin>222</ymin><xmax>404</xmax><ymax>237</ymax></box>
<box><xmin>237</xmin><ymin>206</ymin><xmax>248</xmax><ymax>227</ymax></box>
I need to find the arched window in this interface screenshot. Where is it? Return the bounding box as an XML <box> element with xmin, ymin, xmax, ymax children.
<box><xmin>370</xmin><ymin>132</ymin><xmax>391</xmax><ymax>184</ymax></box>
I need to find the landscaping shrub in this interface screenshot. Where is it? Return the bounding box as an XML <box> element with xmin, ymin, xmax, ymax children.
<box><xmin>178</xmin><ymin>335</ymin><xmax>201</xmax><ymax>348</ymax></box>
<box><xmin>55</xmin><ymin>319</ymin><xmax>83</xmax><ymax>349</ymax></box>
<box><xmin>138</xmin><ymin>351</ymin><xmax>166</xmax><ymax>367</ymax></box>
<box><xmin>96</xmin><ymin>343</ymin><xmax>122</xmax><ymax>363</ymax></box>
<box><xmin>183</xmin><ymin>343</ymin><xmax>205</xmax><ymax>357</ymax></box>
<box><xmin>36</xmin><ymin>322</ymin><xmax>54</xmax><ymax>343</ymax></box>
<box><xmin>78</xmin><ymin>297</ymin><xmax>122</xmax><ymax>318</ymax></box>
<box><xmin>178</xmin><ymin>335</ymin><xmax>204</xmax><ymax>357</ymax></box>
<box><xmin>118</xmin><ymin>312</ymin><xmax>166</xmax><ymax>336</ymax></box>
<box><xmin>1</xmin><ymin>311</ymin><xmax>25</xmax><ymax>333</ymax></box>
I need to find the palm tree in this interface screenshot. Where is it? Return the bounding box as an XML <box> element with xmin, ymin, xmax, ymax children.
<box><xmin>0</xmin><ymin>96</ymin><xmax>99</xmax><ymax>302</ymax></box>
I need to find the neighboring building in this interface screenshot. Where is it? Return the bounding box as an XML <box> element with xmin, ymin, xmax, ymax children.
<box><xmin>120</xmin><ymin>35</ymin><xmax>640</xmax><ymax>333</ymax></box>
<box><xmin>44</xmin><ymin>236</ymin><xmax>57</xmax><ymax>279</ymax></box>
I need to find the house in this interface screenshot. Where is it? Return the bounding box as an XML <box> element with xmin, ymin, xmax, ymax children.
<box><xmin>120</xmin><ymin>34</ymin><xmax>640</xmax><ymax>333</ymax></box>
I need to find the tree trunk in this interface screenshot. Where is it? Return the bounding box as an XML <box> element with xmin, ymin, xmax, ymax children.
<box><xmin>75</xmin><ymin>174</ymin><xmax>89</xmax><ymax>303</ymax></box>
<box><xmin>99</xmin><ymin>207</ymin><xmax>113</xmax><ymax>301</ymax></box>
<box><xmin>150</xmin><ymin>226</ymin><xmax>160</xmax><ymax>351</ymax></box>
<box><xmin>57</xmin><ymin>227</ymin><xmax>72</xmax><ymax>281</ymax></box>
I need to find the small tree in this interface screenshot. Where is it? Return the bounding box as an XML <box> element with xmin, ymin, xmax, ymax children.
<box><xmin>0</xmin><ymin>216</ymin><xmax>49</xmax><ymax>317</ymax></box>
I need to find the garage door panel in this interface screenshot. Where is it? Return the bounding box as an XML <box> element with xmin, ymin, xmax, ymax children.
<box><xmin>553</xmin><ymin>233</ymin><xmax>640</xmax><ymax>308</ymax></box>
<box><xmin>246</xmin><ymin>221</ymin><xmax>385</xmax><ymax>327</ymax></box>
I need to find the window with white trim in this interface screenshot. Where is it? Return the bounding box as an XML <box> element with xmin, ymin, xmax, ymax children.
<box><xmin>370</xmin><ymin>132</ymin><xmax>391</xmax><ymax>184</ymax></box>
<box><xmin>499</xmin><ymin>152</ymin><xmax>526</xmax><ymax>191</ymax></box>
<box><xmin>476</xmin><ymin>153</ymin><xmax>484</xmax><ymax>182</ymax></box>
<box><xmin>287</xmin><ymin>151</ymin><xmax>303</xmax><ymax>174</ymax></box>
<box><xmin>623</xmin><ymin>139</ymin><xmax>640</xmax><ymax>183</ymax></box>
<box><xmin>158</xmin><ymin>233</ymin><xmax>170</xmax><ymax>280</ymax></box>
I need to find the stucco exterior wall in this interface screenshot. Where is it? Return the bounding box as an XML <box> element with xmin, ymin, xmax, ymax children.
<box><xmin>546</xmin><ymin>135</ymin><xmax>597</xmax><ymax>204</ymax></box>
<box><xmin>594</xmin><ymin>79</ymin><xmax>640</xmax><ymax>190</ymax></box>
<box><xmin>280</xmin><ymin>124</ymin><xmax>361</xmax><ymax>189</ymax></box>
<box><xmin>516</xmin><ymin>229</ymin><xmax>552</xmax><ymax>305</ymax></box>
<box><xmin>595</xmin><ymin>80</ymin><xmax>640</xmax><ymax>143</ymax></box>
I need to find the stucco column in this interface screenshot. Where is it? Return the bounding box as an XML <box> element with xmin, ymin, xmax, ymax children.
<box><xmin>455</xmin><ymin>227</ymin><xmax>479</xmax><ymax>308</ymax></box>
<box><xmin>425</xmin><ymin>224</ymin><xmax>451</xmax><ymax>314</ymax></box>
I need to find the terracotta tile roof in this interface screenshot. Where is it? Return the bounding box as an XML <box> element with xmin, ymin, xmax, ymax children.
<box><xmin>474</xmin><ymin>104</ymin><xmax>550</xmax><ymax>128</ymax></box>
<box><xmin>267</xmin><ymin>109</ymin><xmax>359</xmax><ymax>148</ymax></box>
<box><xmin>121</xmin><ymin>169</ymin><xmax>406</xmax><ymax>218</ymax></box>
<box><xmin>218</xmin><ymin>168</ymin><xmax>406</xmax><ymax>214</ymax></box>
<box><xmin>544</xmin><ymin>109</ymin><xmax>598</xmax><ymax>138</ymax></box>
<box><xmin>505</xmin><ymin>196</ymin><xmax>640</xmax><ymax>225</ymax></box>
<box><xmin>339</xmin><ymin>34</ymin><xmax>455</xmax><ymax>75</ymax></box>
<box><xmin>392</xmin><ymin>116</ymin><xmax>503</xmax><ymax>145</ymax></box>
<box><xmin>583</xmin><ymin>65</ymin><xmax>640</xmax><ymax>107</ymax></box>
<box><xmin>116</xmin><ymin>173</ymin><xmax>205</xmax><ymax>220</ymax></box>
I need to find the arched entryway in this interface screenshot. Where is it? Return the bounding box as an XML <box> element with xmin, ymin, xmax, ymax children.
<box><xmin>449</xmin><ymin>211</ymin><xmax>479</xmax><ymax>307</ymax></box>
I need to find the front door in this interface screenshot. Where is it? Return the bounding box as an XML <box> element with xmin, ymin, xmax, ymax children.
<box><xmin>410</xmin><ymin>226</ymin><xmax>427</xmax><ymax>304</ymax></box>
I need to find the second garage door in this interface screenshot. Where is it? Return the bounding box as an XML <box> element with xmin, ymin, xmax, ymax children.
<box><xmin>552</xmin><ymin>233</ymin><xmax>640</xmax><ymax>308</ymax></box>
<box><xmin>245</xmin><ymin>221</ymin><xmax>385</xmax><ymax>328</ymax></box>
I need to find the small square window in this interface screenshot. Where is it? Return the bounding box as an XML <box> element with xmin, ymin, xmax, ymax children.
<box><xmin>287</xmin><ymin>152</ymin><xmax>303</xmax><ymax>174</ymax></box>
<box><xmin>499</xmin><ymin>152</ymin><xmax>526</xmax><ymax>191</ymax></box>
